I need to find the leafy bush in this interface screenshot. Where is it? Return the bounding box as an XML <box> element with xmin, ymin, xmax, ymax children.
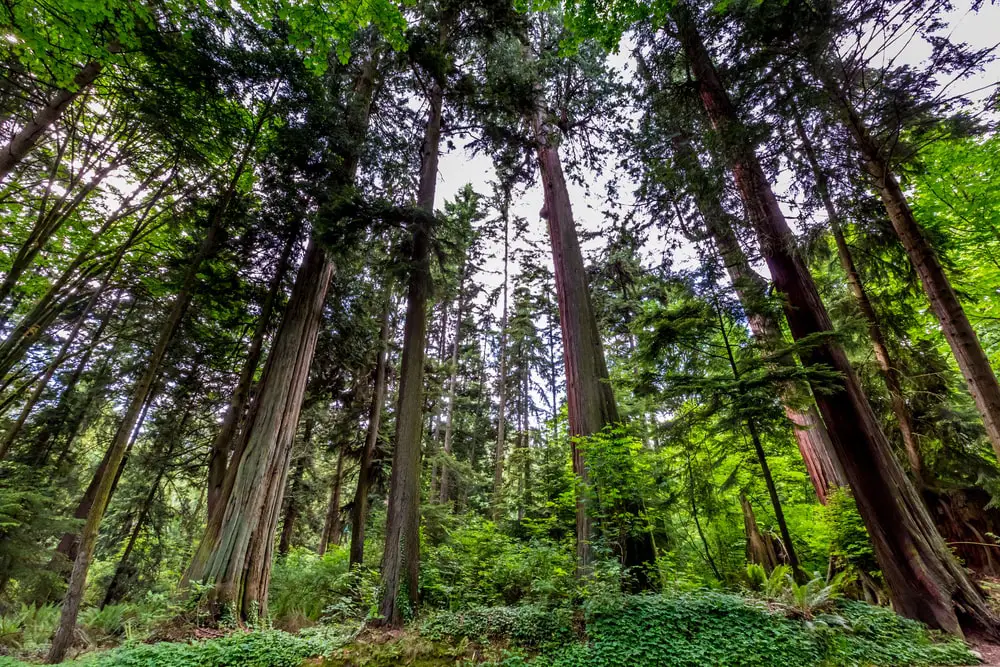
<box><xmin>0</xmin><ymin>628</ymin><xmax>349</xmax><ymax>667</ymax></box>
<box><xmin>268</xmin><ymin>546</ymin><xmax>353</xmax><ymax>625</ymax></box>
<box><xmin>492</xmin><ymin>593</ymin><xmax>975</xmax><ymax>667</ymax></box>
<box><xmin>420</xmin><ymin>518</ymin><xmax>575</xmax><ymax>609</ymax></box>
<box><xmin>824</xmin><ymin>489</ymin><xmax>880</xmax><ymax>579</ymax></box>
<box><xmin>0</xmin><ymin>603</ymin><xmax>59</xmax><ymax>650</ymax></box>
<box><xmin>744</xmin><ymin>564</ymin><xmax>850</xmax><ymax>618</ymax></box>
<box><xmin>421</xmin><ymin>604</ymin><xmax>574</xmax><ymax>647</ymax></box>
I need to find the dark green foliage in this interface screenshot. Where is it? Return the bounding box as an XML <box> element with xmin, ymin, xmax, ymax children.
<box><xmin>421</xmin><ymin>604</ymin><xmax>574</xmax><ymax>647</ymax></box>
<box><xmin>0</xmin><ymin>629</ymin><xmax>349</xmax><ymax>667</ymax></box>
<box><xmin>420</xmin><ymin>518</ymin><xmax>576</xmax><ymax>609</ymax></box>
<box><xmin>497</xmin><ymin>593</ymin><xmax>975</xmax><ymax>667</ymax></box>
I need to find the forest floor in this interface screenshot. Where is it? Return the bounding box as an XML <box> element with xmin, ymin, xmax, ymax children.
<box><xmin>0</xmin><ymin>591</ymin><xmax>982</xmax><ymax>666</ymax></box>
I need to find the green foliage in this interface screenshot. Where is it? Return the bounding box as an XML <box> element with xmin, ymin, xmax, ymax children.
<box><xmin>744</xmin><ymin>565</ymin><xmax>851</xmax><ymax>619</ymax></box>
<box><xmin>421</xmin><ymin>604</ymin><xmax>574</xmax><ymax>647</ymax></box>
<box><xmin>420</xmin><ymin>517</ymin><xmax>576</xmax><ymax>609</ymax></box>
<box><xmin>823</xmin><ymin>489</ymin><xmax>880</xmax><ymax>583</ymax></box>
<box><xmin>268</xmin><ymin>546</ymin><xmax>355</xmax><ymax>625</ymax></box>
<box><xmin>65</xmin><ymin>629</ymin><xmax>341</xmax><ymax>667</ymax></box>
<box><xmin>492</xmin><ymin>593</ymin><xmax>976</xmax><ymax>667</ymax></box>
<box><xmin>0</xmin><ymin>603</ymin><xmax>59</xmax><ymax>651</ymax></box>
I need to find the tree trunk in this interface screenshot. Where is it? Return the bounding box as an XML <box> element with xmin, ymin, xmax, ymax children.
<box><xmin>438</xmin><ymin>263</ymin><xmax>465</xmax><ymax>505</ymax></box>
<box><xmin>673</xmin><ymin>1</ymin><xmax>997</xmax><ymax>634</ymax></box>
<box><xmin>671</xmin><ymin>135</ymin><xmax>845</xmax><ymax>501</ymax></box>
<box><xmin>319</xmin><ymin>441</ymin><xmax>346</xmax><ymax>556</ymax></box>
<box><xmin>99</xmin><ymin>397</ymin><xmax>190</xmax><ymax>609</ymax></box>
<box><xmin>278</xmin><ymin>420</ymin><xmax>313</xmax><ymax>557</ymax></box>
<box><xmin>46</xmin><ymin>147</ymin><xmax>239</xmax><ymax>661</ymax></box>
<box><xmin>519</xmin><ymin>359</ymin><xmax>530</xmax><ymax>522</ymax></box>
<box><xmin>741</xmin><ymin>492</ymin><xmax>779</xmax><ymax>573</ymax></box>
<box><xmin>50</xmin><ymin>381</ymin><xmax>157</xmax><ymax>570</ymax></box>
<box><xmin>0</xmin><ymin>61</ymin><xmax>102</xmax><ymax>183</ymax></box>
<box><xmin>492</xmin><ymin>200</ymin><xmax>510</xmax><ymax>519</ymax></box>
<box><xmin>207</xmin><ymin>226</ymin><xmax>298</xmax><ymax>518</ymax></box>
<box><xmin>184</xmin><ymin>237</ymin><xmax>334</xmax><ymax>622</ymax></box>
<box><xmin>378</xmin><ymin>79</ymin><xmax>441</xmax><ymax>627</ymax></box>
<box><xmin>718</xmin><ymin>299</ymin><xmax>802</xmax><ymax>576</ymax></box>
<box><xmin>789</xmin><ymin>101</ymin><xmax>924</xmax><ymax>482</ymax></box>
<box><xmin>349</xmin><ymin>293</ymin><xmax>391</xmax><ymax>568</ymax></box>
<box><xmin>686</xmin><ymin>448</ymin><xmax>722</xmax><ymax>582</ymax></box>
<box><xmin>532</xmin><ymin>104</ymin><xmax>643</xmax><ymax>577</ymax></box>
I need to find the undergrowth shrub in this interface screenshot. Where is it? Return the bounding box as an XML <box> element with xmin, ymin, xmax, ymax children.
<box><xmin>0</xmin><ymin>603</ymin><xmax>59</xmax><ymax>651</ymax></box>
<box><xmin>421</xmin><ymin>604</ymin><xmax>574</xmax><ymax>647</ymax></box>
<box><xmin>0</xmin><ymin>628</ymin><xmax>352</xmax><ymax>667</ymax></box>
<box><xmin>420</xmin><ymin>518</ymin><xmax>575</xmax><ymax>609</ymax></box>
<box><xmin>268</xmin><ymin>546</ymin><xmax>352</xmax><ymax>626</ymax></box>
<box><xmin>493</xmin><ymin>592</ymin><xmax>975</xmax><ymax>667</ymax></box>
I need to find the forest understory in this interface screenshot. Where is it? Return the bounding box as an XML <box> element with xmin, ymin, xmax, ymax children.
<box><xmin>3</xmin><ymin>0</ymin><xmax>1000</xmax><ymax>664</ymax></box>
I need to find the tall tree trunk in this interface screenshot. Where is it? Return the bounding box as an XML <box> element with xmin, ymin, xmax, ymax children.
<box><xmin>184</xmin><ymin>237</ymin><xmax>333</xmax><ymax>622</ymax></box>
<box><xmin>438</xmin><ymin>263</ymin><xmax>465</xmax><ymax>504</ymax></box>
<box><xmin>0</xmin><ymin>61</ymin><xmax>102</xmax><ymax>183</ymax></box>
<box><xmin>99</xmin><ymin>397</ymin><xmax>190</xmax><ymax>609</ymax></box>
<box><xmin>532</xmin><ymin>103</ymin><xmax>654</xmax><ymax>579</ymax></box>
<box><xmin>670</xmin><ymin>135</ymin><xmax>845</xmax><ymax>501</ymax></box>
<box><xmin>492</xmin><ymin>200</ymin><xmax>510</xmax><ymax>519</ymax></box>
<box><xmin>349</xmin><ymin>293</ymin><xmax>391</xmax><ymax>568</ymax></box>
<box><xmin>817</xmin><ymin>68</ymin><xmax>1000</xmax><ymax>465</ymax></box>
<box><xmin>207</xmin><ymin>226</ymin><xmax>298</xmax><ymax>518</ymax></box>
<box><xmin>378</xmin><ymin>80</ymin><xmax>441</xmax><ymax>627</ymax></box>
<box><xmin>789</xmin><ymin>101</ymin><xmax>924</xmax><ymax>482</ymax></box>
<box><xmin>319</xmin><ymin>441</ymin><xmax>346</xmax><ymax>556</ymax></box>
<box><xmin>686</xmin><ymin>448</ymin><xmax>722</xmax><ymax>582</ymax></box>
<box><xmin>518</xmin><ymin>358</ymin><xmax>530</xmax><ymax>522</ymax></box>
<box><xmin>278</xmin><ymin>421</ymin><xmax>313</xmax><ymax>557</ymax></box>
<box><xmin>717</xmin><ymin>299</ymin><xmax>802</xmax><ymax>576</ymax></box>
<box><xmin>673</xmin><ymin>1</ymin><xmax>997</xmax><ymax>634</ymax></box>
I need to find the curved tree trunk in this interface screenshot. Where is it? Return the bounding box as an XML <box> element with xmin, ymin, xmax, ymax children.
<box><xmin>0</xmin><ymin>61</ymin><xmax>102</xmax><ymax>184</ymax></box>
<box><xmin>673</xmin><ymin>1</ymin><xmax>997</xmax><ymax>635</ymax></box>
